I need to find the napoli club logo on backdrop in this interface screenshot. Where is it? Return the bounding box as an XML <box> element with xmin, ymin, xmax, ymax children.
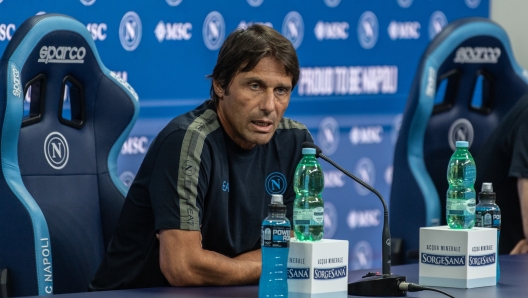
<box><xmin>166</xmin><ymin>0</ymin><xmax>183</xmax><ymax>6</ymax></box>
<box><xmin>323</xmin><ymin>0</ymin><xmax>341</xmax><ymax>7</ymax></box>
<box><xmin>354</xmin><ymin>158</ymin><xmax>375</xmax><ymax>196</ymax></box>
<box><xmin>265</xmin><ymin>172</ymin><xmax>287</xmax><ymax>195</ymax></box>
<box><xmin>80</xmin><ymin>0</ymin><xmax>96</xmax><ymax>6</ymax></box>
<box><xmin>203</xmin><ymin>11</ymin><xmax>225</xmax><ymax>50</ymax></box>
<box><xmin>352</xmin><ymin>241</ymin><xmax>373</xmax><ymax>270</ymax></box>
<box><xmin>357</xmin><ymin>11</ymin><xmax>378</xmax><ymax>49</ymax></box>
<box><xmin>282</xmin><ymin>11</ymin><xmax>304</xmax><ymax>49</ymax></box>
<box><xmin>429</xmin><ymin>11</ymin><xmax>447</xmax><ymax>40</ymax></box>
<box><xmin>247</xmin><ymin>0</ymin><xmax>264</xmax><ymax>7</ymax></box>
<box><xmin>119</xmin><ymin>11</ymin><xmax>142</xmax><ymax>51</ymax></box>
<box><xmin>317</xmin><ymin>117</ymin><xmax>340</xmax><ymax>156</ymax></box>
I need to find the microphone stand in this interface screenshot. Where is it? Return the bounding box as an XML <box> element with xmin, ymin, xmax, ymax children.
<box><xmin>316</xmin><ymin>149</ymin><xmax>407</xmax><ymax>296</ymax></box>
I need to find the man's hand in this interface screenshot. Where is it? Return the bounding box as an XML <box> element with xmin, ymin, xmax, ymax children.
<box><xmin>511</xmin><ymin>239</ymin><xmax>528</xmax><ymax>254</ymax></box>
<box><xmin>159</xmin><ymin>229</ymin><xmax>261</xmax><ymax>286</ymax></box>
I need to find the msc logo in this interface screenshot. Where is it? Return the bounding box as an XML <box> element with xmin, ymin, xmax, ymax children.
<box><xmin>324</xmin><ymin>170</ymin><xmax>344</xmax><ymax>188</ymax></box>
<box><xmin>11</xmin><ymin>65</ymin><xmax>21</xmax><ymax>98</ymax></box>
<box><xmin>354</xmin><ymin>158</ymin><xmax>375</xmax><ymax>196</ymax></box>
<box><xmin>466</xmin><ymin>0</ymin><xmax>481</xmax><ymax>8</ymax></box>
<box><xmin>357</xmin><ymin>11</ymin><xmax>378</xmax><ymax>49</ymax></box>
<box><xmin>87</xmin><ymin>23</ymin><xmax>107</xmax><ymax>41</ymax></box>
<box><xmin>448</xmin><ymin>118</ymin><xmax>474</xmax><ymax>151</ymax></box>
<box><xmin>247</xmin><ymin>0</ymin><xmax>264</xmax><ymax>7</ymax></box>
<box><xmin>203</xmin><ymin>11</ymin><xmax>225</xmax><ymax>51</ymax></box>
<box><xmin>155</xmin><ymin>21</ymin><xmax>192</xmax><ymax>42</ymax></box>
<box><xmin>80</xmin><ymin>0</ymin><xmax>96</xmax><ymax>5</ymax></box>
<box><xmin>0</xmin><ymin>24</ymin><xmax>15</xmax><ymax>41</ymax></box>
<box><xmin>317</xmin><ymin>117</ymin><xmax>339</xmax><ymax>155</ymax></box>
<box><xmin>314</xmin><ymin>21</ymin><xmax>349</xmax><ymax>41</ymax></box>
<box><xmin>166</xmin><ymin>0</ymin><xmax>183</xmax><ymax>6</ymax></box>
<box><xmin>121</xmin><ymin>136</ymin><xmax>148</xmax><ymax>155</ymax></box>
<box><xmin>119</xmin><ymin>171</ymin><xmax>135</xmax><ymax>187</ymax></box>
<box><xmin>429</xmin><ymin>11</ymin><xmax>447</xmax><ymax>40</ymax></box>
<box><xmin>282</xmin><ymin>11</ymin><xmax>304</xmax><ymax>49</ymax></box>
<box><xmin>397</xmin><ymin>0</ymin><xmax>413</xmax><ymax>8</ymax></box>
<box><xmin>347</xmin><ymin>209</ymin><xmax>381</xmax><ymax>229</ymax></box>
<box><xmin>349</xmin><ymin>126</ymin><xmax>383</xmax><ymax>145</ymax></box>
<box><xmin>119</xmin><ymin>11</ymin><xmax>142</xmax><ymax>51</ymax></box>
<box><xmin>352</xmin><ymin>241</ymin><xmax>373</xmax><ymax>270</ymax></box>
<box><xmin>453</xmin><ymin>47</ymin><xmax>501</xmax><ymax>64</ymax></box>
<box><xmin>323</xmin><ymin>0</ymin><xmax>341</xmax><ymax>7</ymax></box>
<box><xmin>38</xmin><ymin>46</ymin><xmax>86</xmax><ymax>64</ymax></box>
<box><xmin>388</xmin><ymin>21</ymin><xmax>420</xmax><ymax>40</ymax></box>
<box><xmin>265</xmin><ymin>172</ymin><xmax>287</xmax><ymax>195</ymax></box>
<box><xmin>323</xmin><ymin>201</ymin><xmax>338</xmax><ymax>238</ymax></box>
<box><xmin>44</xmin><ymin>132</ymin><xmax>69</xmax><ymax>170</ymax></box>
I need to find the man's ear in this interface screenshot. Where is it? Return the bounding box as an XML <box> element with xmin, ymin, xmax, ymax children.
<box><xmin>213</xmin><ymin>80</ymin><xmax>224</xmax><ymax>99</ymax></box>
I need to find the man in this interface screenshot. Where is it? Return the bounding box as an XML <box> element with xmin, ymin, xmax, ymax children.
<box><xmin>89</xmin><ymin>24</ymin><xmax>312</xmax><ymax>290</ymax></box>
<box><xmin>475</xmin><ymin>92</ymin><xmax>528</xmax><ymax>255</ymax></box>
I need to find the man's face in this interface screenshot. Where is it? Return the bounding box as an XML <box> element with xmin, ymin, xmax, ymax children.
<box><xmin>214</xmin><ymin>57</ymin><xmax>293</xmax><ymax>150</ymax></box>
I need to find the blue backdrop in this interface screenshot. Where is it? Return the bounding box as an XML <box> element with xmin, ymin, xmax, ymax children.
<box><xmin>0</xmin><ymin>0</ymin><xmax>489</xmax><ymax>271</ymax></box>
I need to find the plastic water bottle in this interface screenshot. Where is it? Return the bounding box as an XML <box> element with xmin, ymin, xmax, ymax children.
<box><xmin>259</xmin><ymin>194</ymin><xmax>290</xmax><ymax>298</ymax></box>
<box><xmin>446</xmin><ymin>141</ymin><xmax>476</xmax><ymax>229</ymax></box>
<box><xmin>475</xmin><ymin>182</ymin><xmax>501</xmax><ymax>282</ymax></box>
<box><xmin>293</xmin><ymin>147</ymin><xmax>324</xmax><ymax>241</ymax></box>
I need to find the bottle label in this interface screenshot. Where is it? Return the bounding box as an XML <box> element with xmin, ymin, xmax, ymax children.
<box><xmin>464</xmin><ymin>165</ymin><xmax>476</xmax><ymax>181</ymax></box>
<box><xmin>261</xmin><ymin>225</ymin><xmax>290</xmax><ymax>248</ymax></box>
<box><xmin>294</xmin><ymin>208</ymin><xmax>324</xmax><ymax>226</ymax></box>
<box><xmin>475</xmin><ymin>210</ymin><xmax>501</xmax><ymax>229</ymax></box>
<box><xmin>447</xmin><ymin>198</ymin><xmax>476</xmax><ymax>214</ymax></box>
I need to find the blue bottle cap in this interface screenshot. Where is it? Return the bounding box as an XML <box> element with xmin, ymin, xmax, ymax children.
<box><xmin>302</xmin><ymin>148</ymin><xmax>316</xmax><ymax>155</ymax></box>
<box><xmin>456</xmin><ymin>141</ymin><xmax>469</xmax><ymax>148</ymax></box>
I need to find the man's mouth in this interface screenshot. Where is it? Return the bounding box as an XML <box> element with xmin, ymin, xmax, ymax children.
<box><xmin>252</xmin><ymin>120</ymin><xmax>272</xmax><ymax>127</ymax></box>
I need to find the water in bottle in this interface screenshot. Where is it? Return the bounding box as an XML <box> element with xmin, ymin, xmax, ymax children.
<box><xmin>446</xmin><ymin>140</ymin><xmax>476</xmax><ymax>229</ymax></box>
<box><xmin>293</xmin><ymin>147</ymin><xmax>324</xmax><ymax>241</ymax></box>
<box><xmin>475</xmin><ymin>182</ymin><xmax>501</xmax><ymax>282</ymax></box>
<box><xmin>259</xmin><ymin>194</ymin><xmax>290</xmax><ymax>298</ymax></box>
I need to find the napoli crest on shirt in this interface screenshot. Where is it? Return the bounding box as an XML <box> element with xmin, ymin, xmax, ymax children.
<box><xmin>265</xmin><ymin>172</ymin><xmax>287</xmax><ymax>195</ymax></box>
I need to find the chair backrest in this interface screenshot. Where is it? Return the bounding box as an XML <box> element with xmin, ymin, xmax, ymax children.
<box><xmin>0</xmin><ymin>14</ymin><xmax>139</xmax><ymax>296</ymax></box>
<box><xmin>390</xmin><ymin>17</ymin><xmax>528</xmax><ymax>263</ymax></box>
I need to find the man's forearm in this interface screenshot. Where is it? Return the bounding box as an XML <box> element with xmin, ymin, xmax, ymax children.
<box><xmin>173</xmin><ymin>248</ymin><xmax>261</xmax><ymax>286</ymax></box>
<box><xmin>159</xmin><ymin>229</ymin><xmax>261</xmax><ymax>286</ymax></box>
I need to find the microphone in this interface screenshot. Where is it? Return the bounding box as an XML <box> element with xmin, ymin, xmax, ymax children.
<box><xmin>302</xmin><ymin>142</ymin><xmax>406</xmax><ymax>297</ymax></box>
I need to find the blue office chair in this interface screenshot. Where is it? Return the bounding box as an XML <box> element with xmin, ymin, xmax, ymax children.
<box><xmin>0</xmin><ymin>14</ymin><xmax>139</xmax><ymax>296</ymax></box>
<box><xmin>390</xmin><ymin>17</ymin><xmax>528</xmax><ymax>263</ymax></box>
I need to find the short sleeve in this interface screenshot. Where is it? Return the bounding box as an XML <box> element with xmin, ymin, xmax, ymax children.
<box><xmin>149</xmin><ymin>130</ymin><xmax>210</xmax><ymax>232</ymax></box>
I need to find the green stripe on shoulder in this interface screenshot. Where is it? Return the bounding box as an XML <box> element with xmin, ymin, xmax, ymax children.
<box><xmin>177</xmin><ymin>109</ymin><xmax>220</xmax><ymax>230</ymax></box>
<box><xmin>278</xmin><ymin>117</ymin><xmax>308</xmax><ymax>130</ymax></box>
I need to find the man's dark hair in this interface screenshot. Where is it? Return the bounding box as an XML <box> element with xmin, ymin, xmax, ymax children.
<box><xmin>207</xmin><ymin>24</ymin><xmax>300</xmax><ymax>106</ymax></box>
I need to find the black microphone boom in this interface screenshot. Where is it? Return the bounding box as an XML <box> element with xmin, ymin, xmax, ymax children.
<box><xmin>301</xmin><ymin>142</ymin><xmax>406</xmax><ymax>297</ymax></box>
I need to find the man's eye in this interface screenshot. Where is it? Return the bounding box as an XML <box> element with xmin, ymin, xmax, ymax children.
<box><xmin>250</xmin><ymin>83</ymin><xmax>259</xmax><ymax>89</ymax></box>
